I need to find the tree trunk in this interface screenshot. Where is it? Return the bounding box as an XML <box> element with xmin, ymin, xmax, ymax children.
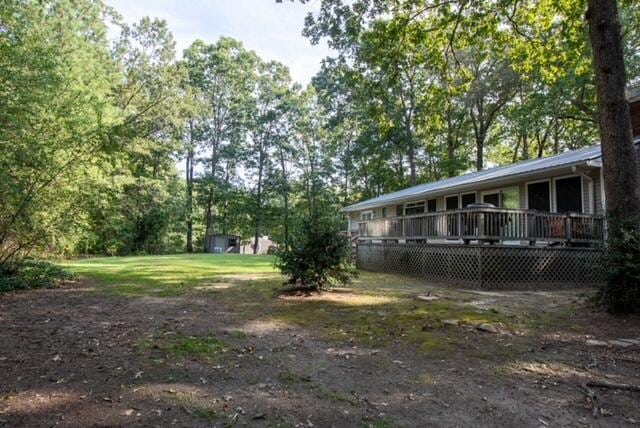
<box><xmin>253</xmin><ymin>144</ymin><xmax>265</xmax><ymax>255</ymax></box>
<box><xmin>278</xmin><ymin>147</ymin><xmax>290</xmax><ymax>245</ymax></box>
<box><xmin>445</xmin><ymin>110</ymin><xmax>457</xmax><ymax>178</ymax></box>
<box><xmin>553</xmin><ymin>120</ymin><xmax>560</xmax><ymax>155</ymax></box>
<box><xmin>185</xmin><ymin>121</ymin><xmax>194</xmax><ymax>253</ymax></box>
<box><xmin>446</xmin><ymin>138</ymin><xmax>455</xmax><ymax>177</ymax></box>
<box><xmin>475</xmin><ymin>127</ymin><xmax>486</xmax><ymax>171</ymax></box>
<box><xmin>407</xmin><ymin>143</ymin><xmax>417</xmax><ymax>186</ymax></box>
<box><xmin>203</xmin><ymin>135</ymin><xmax>221</xmax><ymax>253</ymax></box>
<box><xmin>470</xmin><ymin>100</ymin><xmax>486</xmax><ymax>171</ymax></box>
<box><xmin>587</xmin><ymin>0</ymin><xmax>640</xmax><ymax>222</ymax></box>
<box><xmin>342</xmin><ymin>136</ymin><xmax>352</xmax><ymax>203</ymax></box>
<box><xmin>221</xmin><ymin>162</ymin><xmax>231</xmax><ymax>235</ymax></box>
<box><xmin>203</xmin><ymin>189</ymin><xmax>213</xmax><ymax>252</ymax></box>
<box><xmin>587</xmin><ymin>0</ymin><xmax>640</xmax><ymax>312</ymax></box>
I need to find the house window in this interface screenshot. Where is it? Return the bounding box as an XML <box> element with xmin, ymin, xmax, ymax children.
<box><xmin>427</xmin><ymin>199</ymin><xmax>437</xmax><ymax>212</ymax></box>
<box><xmin>396</xmin><ymin>205</ymin><xmax>404</xmax><ymax>216</ymax></box>
<box><xmin>461</xmin><ymin>192</ymin><xmax>476</xmax><ymax>208</ymax></box>
<box><xmin>501</xmin><ymin>187</ymin><xmax>519</xmax><ymax>209</ymax></box>
<box><xmin>483</xmin><ymin>192</ymin><xmax>500</xmax><ymax>207</ymax></box>
<box><xmin>404</xmin><ymin>201</ymin><xmax>425</xmax><ymax>215</ymax></box>
<box><xmin>445</xmin><ymin>195</ymin><xmax>459</xmax><ymax>210</ymax></box>
<box><xmin>482</xmin><ymin>187</ymin><xmax>519</xmax><ymax>209</ymax></box>
<box><xmin>361</xmin><ymin>211</ymin><xmax>373</xmax><ymax>221</ymax></box>
<box><xmin>555</xmin><ymin>176</ymin><xmax>582</xmax><ymax>213</ymax></box>
<box><xmin>527</xmin><ymin>181</ymin><xmax>550</xmax><ymax>211</ymax></box>
<box><xmin>382</xmin><ymin>207</ymin><xmax>387</xmax><ymax>218</ymax></box>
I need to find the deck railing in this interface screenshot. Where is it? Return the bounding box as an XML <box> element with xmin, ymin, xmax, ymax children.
<box><xmin>356</xmin><ymin>207</ymin><xmax>604</xmax><ymax>245</ymax></box>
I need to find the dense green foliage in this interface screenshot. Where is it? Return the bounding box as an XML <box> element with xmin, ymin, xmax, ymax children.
<box><xmin>0</xmin><ymin>1</ymin><xmax>187</xmax><ymax>262</ymax></box>
<box><xmin>276</xmin><ymin>216</ymin><xmax>357</xmax><ymax>291</ymax></box>
<box><xmin>2</xmin><ymin>0</ymin><xmax>640</xmax><ymax>309</ymax></box>
<box><xmin>4</xmin><ymin>0</ymin><xmax>638</xmax><ymax>263</ymax></box>
<box><xmin>594</xmin><ymin>219</ymin><xmax>640</xmax><ymax>312</ymax></box>
<box><xmin>0</xmin><ymin>1</ymin><xmax>345</xmax><ymax>265</ymax></box>
<box><xmin>0</xmin><ymin>259</ymin><xmax>75</xmax><ymax>292</ymax></box>
<box><xmin>303</xmin><ymin>0</ymin><xmax>640</xmax><ymax>199</ymax></box>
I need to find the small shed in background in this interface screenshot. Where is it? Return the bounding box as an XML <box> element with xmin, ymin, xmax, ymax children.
<box><xmin>205</xmin><ymin>234</ymin><xmax>240</xmax><ymax>254</ymax></box>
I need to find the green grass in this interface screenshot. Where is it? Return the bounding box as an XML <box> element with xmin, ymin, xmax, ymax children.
<box><xmin>268</xmin><ymin>273</ymin><xmax>510</xmax><ymax>355</ymax></box>
<box><xmin>64</xmin><ymin>254</ymin><xmax>278</xmax><ymax>297</ymax></box>
<box><xmin>161</xmin><ymin>335</ymin><xmax>228</xmax><ymax>359</ymax></box>
<box><xmin>63</xmin><ymin>254</ymin><xmax>527</xmax><ymax>359</ymax></box>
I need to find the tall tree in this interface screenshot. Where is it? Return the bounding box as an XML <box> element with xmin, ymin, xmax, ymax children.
<box><xmin>183</xmin><ymin>38</ymin><xmax>257</xmax><ymax>250</ymax></box>
<box><xmin>462</xmin><ymin>48</ymin><xmax>519</xmax><ymax>170</ymax></box>
<box><xmin>247</xmin><ymin>61</ymin><xmax>292</xmax><ymax>253</ymax></box>
<box><xmin>587</xmin><ymin>0</ymin><xmax>640</xmax><ymax>312</ymax></box>
<box><xmin>0</xmin><ymin>0</ymin><xmax>119</xmax><ymax>264</ymax></box>
<box><xmin>587</xmin><ymin>0</ymin><xmax>640</xmax><ymax>221</ymax></box>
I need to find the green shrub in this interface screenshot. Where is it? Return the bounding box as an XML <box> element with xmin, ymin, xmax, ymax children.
<box><xmin>275</xmin><ymin>215</ymin><xmax>357</xmax><ymax>292</ymax></box>
<box><xmin>594</xmin><ymin>219</ymin><xmax>640</xmax><ymax>313</ymax></box>
<box><xmin>0</xmin><ymin>259</ymin><xmax>75</xmax><ymax>293</ymax></box>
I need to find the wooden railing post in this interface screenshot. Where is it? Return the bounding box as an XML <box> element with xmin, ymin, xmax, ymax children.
<box><xmin>355</xmin><ymin>209</ymin><xmax>603</xmax><ymax>246</ymax></box>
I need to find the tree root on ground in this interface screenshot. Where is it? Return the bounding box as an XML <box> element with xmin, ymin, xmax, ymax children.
<box><xmin>577</xmin><ymin>383</ymin><xmax>600</xmax><ymax>418</ymax></box>
<box><xmin>586</xmin><ymin>380</ymin><xmax>640</xmax><ymax>392</ymax></box>
<box><xmin>577</xmin><ymin>380</ymin><xmax>640</xmax><ymax>418</ymax></box>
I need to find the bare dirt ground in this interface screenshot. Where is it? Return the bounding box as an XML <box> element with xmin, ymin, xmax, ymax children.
<box><xmin>1</xmin><ymin>271</ymin><xmax>639</xmax><ymax>427</ymax></box>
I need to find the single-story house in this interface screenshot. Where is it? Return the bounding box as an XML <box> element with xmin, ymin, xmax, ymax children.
<box><xmin>343</xmin><ymin>143</ymin><xmax>608</xmax><ymax>232</ymax></box>
<box><xmin>340</xmin><ymin>88</ymin><xmax>640</xmax><ymax>288</ymax></box>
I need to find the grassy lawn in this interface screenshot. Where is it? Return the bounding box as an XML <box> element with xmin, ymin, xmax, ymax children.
<box><xmin>5</xmin><ymin>254</ymin><xmax>638</xmax><ymax>427</ymax></box>
<box><xmin>64</xmin><ymin>253</ymin><xmax>278</xmax><ymax>297</ymax></box>
<box><xmin>64</xmin><ymin>253</ymin><xmax>521</xmax><ymax>356</ymax></box>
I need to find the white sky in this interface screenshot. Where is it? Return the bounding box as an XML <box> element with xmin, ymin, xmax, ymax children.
<box><xmin>105</xmin><ymin>0</ymin><xmax>332</xmax><ymax>84</ymax></box>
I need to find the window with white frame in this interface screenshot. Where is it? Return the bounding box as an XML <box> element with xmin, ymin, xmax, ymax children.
<box><xmin>555</xmin><ymin>176</ymin><xmax>583</xmax><ymax>213</ymax></box>
<box><xmin>527</xmin><ymin>181</ymin><xmax>551</xmax><ymax>211</ymax></box>
<box><xmin>445</xmin><ymin>195</ymin><xmax>459</xmax><ymax>210</ymax></box>
<box><xmin>361</xmin><ymin>211</ymin><xmax>373</xmax><ymax>221</ymax></box>
<box><xmin>482</xmin><ymin>187</ymin><xmax>519</xmax><ymax>209</ymax></box>
<box><xmin>461</xmin><ymin>192</ymin><xmax>476</xmax><ymax>208</ymax></box>
<box><xmin>404</xmin><ymin>201</ymin><xmax>425</xmax><ymax>215</ymax></box>
<box><xmin>501</xmin><ymin>187</ymin><xmax>519</xmax><ymax>209</ymax></box>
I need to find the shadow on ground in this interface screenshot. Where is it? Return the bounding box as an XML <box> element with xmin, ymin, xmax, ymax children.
<box><xmin>1</xmin><ymin>256</ymin><xmax>639</xmax><ymax>427</ymax></box>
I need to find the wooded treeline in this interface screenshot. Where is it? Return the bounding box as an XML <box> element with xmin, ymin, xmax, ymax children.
<box><xmin>305</xmin><ymin>0</ymin><xmax>640</xmax><ymax>198</ymax></box>
<box><xmin>1</xmin><ymin>0</ymin><xmax>638</xmax><ymax>262</ymax></box>
<box><xmin>1</xmin><ymin>0</ymin><xmax>339</xmax><ymax>261</ymax></box>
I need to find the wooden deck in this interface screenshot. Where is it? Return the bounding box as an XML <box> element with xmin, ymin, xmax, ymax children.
<box><xmin>355</xmin><ymin>207</ymin><xmax>604</xmax><ymax>246</ymax></box>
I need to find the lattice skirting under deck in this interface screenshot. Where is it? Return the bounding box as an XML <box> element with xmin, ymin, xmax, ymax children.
<box><xmin>356</xmin><ymin>242</ymin><xmax>606</xmax><ymax>289</ymax></box>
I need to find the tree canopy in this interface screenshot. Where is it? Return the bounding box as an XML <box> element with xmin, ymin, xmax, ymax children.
<box><xmin>2</xmin><ymin>0</ymin><xmax>639</xmax><ymax>278</ymax></box>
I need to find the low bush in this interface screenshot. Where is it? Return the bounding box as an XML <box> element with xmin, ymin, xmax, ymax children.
<box><xmin>275</xmin><ymin>215</ymin><xmax>357</xmax><ymax>292</ymax></box>
<box><xmin>0</xmin><ymin>259</ymin><xmax>75</xmax><ymax>293</ymax></box>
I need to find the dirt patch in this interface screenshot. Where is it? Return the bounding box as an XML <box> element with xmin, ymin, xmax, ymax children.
<box><xmin>1</xmin><ymin>277</ymin><xmax>639</xmax><ymax>427</ymax></box>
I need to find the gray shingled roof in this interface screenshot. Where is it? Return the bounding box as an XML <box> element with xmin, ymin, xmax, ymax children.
<box><xmin>341</xmin><ymin>144</ymin><xmax>603</xmax><ymax>212</ymax></box>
